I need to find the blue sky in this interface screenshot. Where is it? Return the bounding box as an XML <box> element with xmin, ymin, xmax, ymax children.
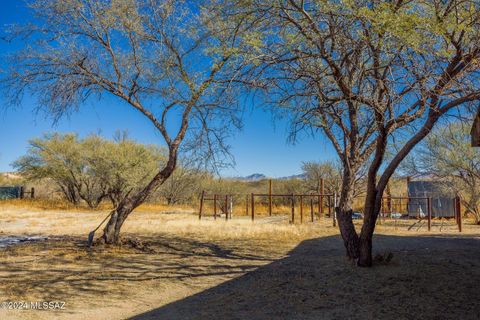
<box><xmin>0</xmin><ymin>1</ymin><xmax>336</xmax><ymax>178</ymax></box>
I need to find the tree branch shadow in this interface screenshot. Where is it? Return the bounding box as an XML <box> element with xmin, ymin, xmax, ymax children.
<box><xmin>130</xmin><ymin>234</ymin><xmax>480</xmax><ymax>320</ymax></box>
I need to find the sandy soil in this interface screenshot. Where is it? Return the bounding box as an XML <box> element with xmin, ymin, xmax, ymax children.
<box><xmin>0</xmin><ymin>203</ymin><xmax>479</xmax><ymax>319</ymax></box>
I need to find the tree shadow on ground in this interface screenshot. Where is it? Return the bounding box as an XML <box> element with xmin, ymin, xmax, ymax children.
<box><xmin>0</xmin><ymin>234</ymin><xmax>278</xmax><ymax>310</ymax></box>
<box><xmin>131</xmin><ymin>234</ymin><xmax>480</xmax><ymax>320</ymax></box>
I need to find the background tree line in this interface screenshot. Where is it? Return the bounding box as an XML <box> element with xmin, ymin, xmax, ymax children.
<box><xmin>12</xmin><ymin>132</ymin><xmax>367</xmax><ymax>209</ymax></box>
<box><xmin>13</xmin><ymin>122</ymin><xmax>477</xmax><ymax>223</ymax></box>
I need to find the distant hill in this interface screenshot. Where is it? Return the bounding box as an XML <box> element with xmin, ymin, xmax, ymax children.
<box><xmin>235</xmin><ymin>173</ymin><xmax>267</xmax><ymax>182</ymax></box>
<box><xmin>0</xmin><ymin>172</ymin><xmax>22</xmax><ymax>180</ymax></box>
<box><xmin>233</xmin><ymin>173</ymin><xmax>306</xmax><ymax>182</ymax></box>
<box><xmin>277</xmin><ymin>174</ymin><xmax>306</xmax><ymax>180</ymax></box>
<box><xmin>0</xmin><ymin>172</ymin><xmax>23</xmax><ymax>187</ymax></box>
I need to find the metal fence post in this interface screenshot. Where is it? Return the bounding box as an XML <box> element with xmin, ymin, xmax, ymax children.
<box><xmin>310</xmin><ymin>198</ymin><xmax>314</xmax><ymax>222</ymax></box>
<box><xmin>455</xmin><ymin>196</ymin><xmax>462</xmax><ymax>232</ymax></box>
<box><xmin>269</xmin><ymin>179</ymin><xmax>273</xmax><ymax>216</ymax></box>
<box><xmin>291</xmin><ymin>194</ymin><xmax>295</xmax><ymax>224</ymax></box>
<box><xmin>333</xmin><ymin>193</ymin><xmax>337</xmax><ymax>227</ymax></box>
<box><xmin>427</xmin><ymin>197</ymin><xmax>432</xmax><ymax>231</ymax></box>
<box><xmin>213</xmin><ymin>194</ymin><xmax>217</xmax><ymax>220</ymax></box>
<box><xmin>318</xmin><ymin>195</ymin><xmax>322</xmax><ymax>218</ymax></box>
<box><xmin>320</xmin><ymin>178</ymin><xmax>324</xmax><ymax>216</ymax></box>
<box><xmin>251</xmin><ymin>193</ymin><xmax>255</xmax><ymax>221</ymax></box>
<box><xmin>300</xmin><ymin>195</ymin><xmax>303</xmax><ymax>224</ymax></box>
<box><xmin>225</xmin><ymin>195</ymin><xmax>229</xmax><ymax>221</ymax></box>
<box><xmin>199</xmin><ymin>191</ymin><xmax>205</xmax><ymax>220</ymax></box>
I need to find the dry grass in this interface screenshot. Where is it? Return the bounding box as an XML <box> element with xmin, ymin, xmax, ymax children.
<box><xmin>0</xmin><ymin>202</ymin><xmax>479</xmax><ymax>320</ymax></box>
<box><xmin>0</xmin><ymin>204</ymin><xmax>330</xmax><ymax>320</ymax></box>
<box><xmin>0</xmin><ymin>202</ymin><xmax>337</xmax><ymax>243</ymax></box>
<box><xmin>0</xmin><ymin>198</ymin><xmax>112</xmax><ymax>212</ymax></box>
<box><xmin>0</xmin><ymin>199</ymin><xmax>194</xmax><ymax>214</ymax></box>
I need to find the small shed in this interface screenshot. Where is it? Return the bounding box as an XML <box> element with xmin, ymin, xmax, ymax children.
<box><xmin>407</xmin><ymin>181</ymin><xmax>455</xmax><ymax>218</ymax></box>
<box><xmin>0</xmin><ymin>186</ymin><xmax>23</xmax><ymax>200</ymax></box>
<box><xmin>472</xmin><ymin>108</ymin><xmax>480</xmax><ymax>147</ymax></box>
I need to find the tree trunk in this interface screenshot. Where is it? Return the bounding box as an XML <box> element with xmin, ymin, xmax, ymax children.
<box><xmin>336</xmin><ymin>207</ymin><xmax>359</xmax><ymax>259</ymax></box>
<box><xmin>101</xmin><ymin>203</ymin><xmax>133</xmax><ymax>244</ymax></box>
<box><xmin>358</xmin><ymin>236</ymin><xmax>373</xmax><ymax>267</ymax></box>
<box><xmin>335</xmin><ymin>169</ymin><xmax>360</xmax><ymax>260</ymax></box>
<box><xmin>98</xmin><ymin>154</ymin><xmax>178</xmax><ymax>245</ymax></box>
<box><xmin>358</xmin><ymin>219</ymin><xmax>375</xmax><ymax>266</ymax></box>
<box><xmin>338</xmin><ymin>147</ymin><xmax>387</xmax><ymax>266</ymax></box>
<box><xmin>357</xmin><ymin>186</ymin><xmax>382</xmax><ymax>267</ymax></box>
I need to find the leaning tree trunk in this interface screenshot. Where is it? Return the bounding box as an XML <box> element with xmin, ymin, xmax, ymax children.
<box><xmin>101</xmin><ymin>201</ymin><xmax>136</xmax><ymax>244</ymax></box>
<box><xmin>99</xmin><ymin>157</ymin><xmax>177</xmax><ymax>245</ymax></box>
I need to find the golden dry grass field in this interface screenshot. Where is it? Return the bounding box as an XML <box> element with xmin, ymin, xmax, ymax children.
<box><xmin>0</xmin><ymin>199</ymin><xmax>479</xmax><ymax>320</ymax></box>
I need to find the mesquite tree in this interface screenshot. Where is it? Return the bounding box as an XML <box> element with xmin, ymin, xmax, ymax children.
<box><xmin>2</xmin><ymin>0</ymin><xmax>250</xmax><ymax>244</ymax></box>
<box><xmin>14</xmin><ymin>133</ymin><xmax>85</xmax><ymax>206</ymax></box>
<box><xmin>156</xmin><ymin>164</ymin><xmax>205</xmax><ymax>205</ymax></box>
<box><xmin>301</xmin><ymin>160</ymin><xmax>366</xmax><ymax>198</ymax></box>
<box><xmin>14</xmin><ymin>133</ymin><xmax>165</xmax><ymax>208</ymax></box>
<box><xmin>14</xmin><ymin>133</ymin><xmax>107</xmax><ymax>207</ymax></box>
<box><xmin>220</xmin><ymin>0</ymin><xmax>480</xmax><ymax>266</ymax></box>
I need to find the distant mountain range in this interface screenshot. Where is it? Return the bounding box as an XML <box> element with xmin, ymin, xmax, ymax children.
<box><xmin>235</xmin><ymin>173</ymin><xmax>267</xmax><ymax>181</ymax></box>
<box><xmin>0</xmin><ymin>172</ymin><xmax>21</xmax><ymax>180</ymax></box>
<box><xmin>234</xmin><ymin>173</ymin><xmax>306</xmax><ymax>182</ymax></box>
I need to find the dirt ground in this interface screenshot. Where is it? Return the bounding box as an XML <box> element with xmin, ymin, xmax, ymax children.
<box><xmin>0</xmin><ymin>202</ymin><xmax>479</xmax><ymax>320</ymax></box>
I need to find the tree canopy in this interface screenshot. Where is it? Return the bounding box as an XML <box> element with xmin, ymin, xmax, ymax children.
<box><xmin>214</xmin><ymin>0</ymin><xmax>480</xmax><ymax>265</ymax></box>
<box><xmin>14</xmin><ymin>133</ymin><xmax>165</xmax><ymax>208</ymax></box>
<box><xmin>2</xmin><ymin>0</ymin><xmax>256</xmax><ymax>243</ymax></box>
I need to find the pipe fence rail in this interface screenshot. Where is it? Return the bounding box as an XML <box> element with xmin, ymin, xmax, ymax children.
<box><xmin>198</xmin><ymin>191</ymin><xmax>233</xmax><ymax>220</ymax></box>
<box><xmin>379</xmin><ymin>196</ymin><xmax>462</xmax><ymax>232</ymax></box>
<box><xmin>198</xmin><ymin>190</ymin><xmax>337</xmax><ymax>225</ymax></box>
<box><xmin>198</xmin><ymin>189</ymin><xmax>462</xmax><ymax>232</ymax></box>
<box><xmin>249</xmin><ymin>193</ymin><xmax>336</xmax><ymax>225</ymax></box>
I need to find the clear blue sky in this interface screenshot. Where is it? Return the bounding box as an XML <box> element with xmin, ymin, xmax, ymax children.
<box><xmin>0</xmin><ymin>1</ymin><xmax>336</xmax><ymax>178</ymax></box>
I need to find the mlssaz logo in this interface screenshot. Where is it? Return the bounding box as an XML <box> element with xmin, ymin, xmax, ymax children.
<box><xmin>30</xmin><ymin>301</ymin><xmax>66</xmax><ymax>310</ymax></box>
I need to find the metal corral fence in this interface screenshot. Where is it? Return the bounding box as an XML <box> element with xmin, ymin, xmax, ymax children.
<box><xmin>379</xmin><ymin>196</ymin><xmax>462</xmax><ymax>232</ymax></box>
<box><xmin>249</xmin><ymin>193</ymin><xmax>335</xmax><ymax>224</ymax></box>
<box><xmin>0</xmin><ymin>186</ymin><xmax>35</xmax><ymax>200</ymax></box>
<box><xmin>198</xmin><ymin>191</ymin><xmax>463</xmax><ymax>232</ymax></box>
<box><xmin>198</xmin><ymin>190</ymin><xmax>337</xmax><ymax>225</ymax></box>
